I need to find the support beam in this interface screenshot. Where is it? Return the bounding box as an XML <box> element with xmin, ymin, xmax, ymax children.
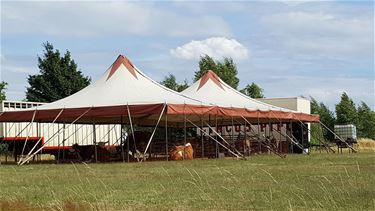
<box><xmin>165</xmin><ymin>113</ymin><xmax>168</xmax><ymax>161</ymax></box>
<box><xmin>20</xmin><ymin>107</ymin><xmax>92</xmax><ymax>165</ymax></box>
<box><xmin>186</xmin><ymin>119</ymin><xmax>244</xmax><ymax>160</ymax></box>
<box><xmin>142</xmin><ymin>104</ymin><xmax>166</xmax><ymax>161</ymax></box>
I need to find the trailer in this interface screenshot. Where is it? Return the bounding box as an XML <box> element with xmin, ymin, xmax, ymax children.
<box><xmin>0</xmin><ymin>100</ymin><xmax>122</xmax><ymax>162</ymax></box>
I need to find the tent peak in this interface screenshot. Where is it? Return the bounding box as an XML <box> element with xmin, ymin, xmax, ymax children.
<box><xmin>198</xmin><ymin>70</ymin><xmax>224</xmax><ymax>90</ymax></box>
<box><xmin>106</xmin><ymin>54</ymin><xmax>138</xmax><ymax>80</ymax></box>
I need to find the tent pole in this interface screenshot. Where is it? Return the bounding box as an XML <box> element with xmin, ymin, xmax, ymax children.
<box><xmin>93</xmin><ymin>121</ymin><xmax>97</xmax><ymax>163</ymax></box>
<box><xmin>9</xmin><ymin>121</ymin><xmax>30</xmax><ymax>163</ymax></box>
<box><xmin>18</xmin><ymin>108</ymin><xmax>37</xmax><ymax>165</ymax></box>
<box><xmin>57</xmin><ymin>123</ymin><xmax>61</xmax><ymax>163</ymax></box>
<box><xmin>142</xmin><ymin>104</ymin><xmax>166</xmax><ymax>161</ymax></box>
<box><xmin>290</xmin><ymin>120</ymin><xmax>294</xmax><ymax>153</ymax></box>
<box><xmin>184</xmin><ymin>108</ymin><xmax>187</xmax><ymax>160</ymax></box>
<box><xmin>36</xmin><ymin>122</ymin><xmax>40</xmax><ymax>162</ymax></box>
<box><xmin>244</xmin><ymin>117</ymin><xmax>247</xmax><ymax>156</ymax></box>
<box><xmin>127</xmin><ymin>103</ymin><xmax>138</xmax><ymax>162</ymax></box>
<box><xmin>120</xmin><ymin>116</ymin><xmax>125</xmax><ymax>163</ymax></box>
<box><xmin>279</xmin><ymin>120</ymin><xmax>282</xmax><ymax>153</ymax></box>
<box><xmin>20</xmin><ymin>107</ymin><xmax>92</xmax><ymax>166</ymax></box>
<box><xmin>187</xmin><ymin>118</ymin><xmax>243</xmax><ymax>159</ymax></box>
<box><xmin>257</xmin><ymin>114</ymin><xmax>261</xmax><ymax>153</ymax></box>
<box><xmin>215</xmin><ymin>114</ymin><xmax>218</xmax><ymax>158</ymax></box>
<box><xmin>204</xmin><ymin>121</ymin><xmax>245</xmax><ymax>158</ymax></box>
<box><xmin>201</xmin><ymin>116</ymin><xmax>204</xmax><ymax>158</ymax></box>
<box><xmin>240</xmin><ymin>117</ymin><xmax>286</xmax><ymax>158</ymax></box>
<box><xmin>231</xmin><ymin>114</ymin><xmax>234</xmax><ymax>156</ymax></box>
<box><xmin>268</xmin><ymin>118</ymin><xmax>272</xmax><ymax>154</ymax></box>
<box><xmin>165</xmin><ymin>112</ymin><xmax>168</xmax><ymax>161</ymax></box>
<box><xmin>63</xmin><ymin>122</ymin><xmax>66</xmax><ymax>161</ymax></box>
<box><xmin>298</xmin><ymin>119</ymin><xmax>339</xmax><ymax>153</ymax></box>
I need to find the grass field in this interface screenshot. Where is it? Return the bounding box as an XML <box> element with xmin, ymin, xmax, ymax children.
<box><xmin>0</xmin><ymin>152</ymin><xmax>374</xmax><ymax>210</ymax></box>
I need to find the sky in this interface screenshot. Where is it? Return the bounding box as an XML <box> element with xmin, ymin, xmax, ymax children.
<box><xmin>1</xmin><ymin>0</ymin><xmax>374</xmax><ymax>111</ymax></box>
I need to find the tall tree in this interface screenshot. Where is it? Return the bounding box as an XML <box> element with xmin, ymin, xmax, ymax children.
<box><xmin>26</xmin><ymin>42</ymin><xmax>91</xmax><ymax>102</ymax></box>
<box><xmin>240</xmin><ymin>82</ymin><xmax>264</xmax><ymax>98</ymax></box>
<box><xmin>335</xmin><ymin>92</ymin><xmax>357</xmax><ymax>125</ymax></box>
<box><xmin>178</xmin><ymin>79</ymin><xmax>189</xmax><ymax>92</ymax></box>
<box><xmin>160</xmin><ymin>73</ymin><xmax>189</xmax><ymax>92</ymax></box>
<box><xmin>357</xmin><ymin>102</ymin><xmax>375</xmax><ymax>139</ymax></box>
<box><xmin>310</xmin><ymin>97</ymin><xmax>336</xmax><ymax>141</ymax></box>
<box><xmin>0</xmin><ymin>81</ymin><xmax>7</xmax><ymax>102</ymax></box>
<box><xmin>194</xmin><ymin>55</ymin><xmax>239</xmax><ymax>89</ymax></box>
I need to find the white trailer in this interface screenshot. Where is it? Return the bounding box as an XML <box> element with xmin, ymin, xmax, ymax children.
<box><xmin>0</xmin><ymin>100</ymin><xmax>122</xmax><ymax>158</ymax></box>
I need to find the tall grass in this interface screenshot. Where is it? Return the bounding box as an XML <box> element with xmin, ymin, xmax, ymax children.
<box><xmin>0</xmin><ymin>153</ymin><xmax>374</xmax><ymax>210</ymax></box>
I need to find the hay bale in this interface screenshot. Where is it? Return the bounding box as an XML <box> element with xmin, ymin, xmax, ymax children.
<box><xmin>357</xmin><ymin>138</ymin><xmax>375</xmax><ymax>151</ymax></box>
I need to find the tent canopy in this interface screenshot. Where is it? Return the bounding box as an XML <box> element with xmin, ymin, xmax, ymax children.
<box><xmin>0</xmin><ymin>56</ymin><xmax>319</xmax><ymax>125</ymax></box>
<box><xmin>181</xmin><ymin>70</ymin><xmax>319</xmax><ymax>123</ymax></box>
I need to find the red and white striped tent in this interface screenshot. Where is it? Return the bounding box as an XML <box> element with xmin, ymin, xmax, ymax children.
<box><xmin>181</xmin><ymin>70</ymin><xmax>319</xmax><ymax>123</ymax></box>
<box><xmin>0</xmin><ymin>55</ymin><xmax>321</xmax><ymax>164</ymax></box>
<box><xmin>0</xmin><ymin>55</ymin><xmax>319</xmax><ymax>125</ymax></box>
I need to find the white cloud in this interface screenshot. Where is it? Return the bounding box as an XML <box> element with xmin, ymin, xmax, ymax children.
<box><xmin>261</xmin><ymin>11</ymin><xmax>373</xmax><ymax>58</ymax></box>
<box><xmin>170</xmin><ymin>37</ymin><xmax>249</xmax><ymax>60</ymax></box>
<box><xmin>276</xmin><ymin>0</ymin><xmax>327</xmax><ymax>6</ymax></box>
<box><xmin>1</xmin><ymin>2</ymin><xmax>230</xmax><ymax>37</ymax></box>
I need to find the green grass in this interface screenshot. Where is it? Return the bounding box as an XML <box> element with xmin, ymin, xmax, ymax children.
<box><xmin>1</xmin><ymin>152</ymin><xmax>374</xmax><ymax>210</ymax></box>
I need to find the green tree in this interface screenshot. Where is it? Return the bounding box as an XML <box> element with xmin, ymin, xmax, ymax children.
<box><xmin>194</xmin><ymin>55</ymin><xmax>239</xmax><ymax>89</ymax></box>
<box><xmin>0</xmin><ymin>81</ymin><xmax>7</xmax><ymax>101</ymax></box>
<box><xmin>160</xmin><ymin>73</ymin><xmax>189</xmax><ymax>92</ymax></box>
<box><xmin>335</xmin><ymin>92</ymin><xmax>357</xmax><ymax>125</ymax></box>
<box><xmin>178</xmin><ymin>79</ymin><xmax>189</xmax><ymax>92</ymax></box>
<box><xmin>240</xmin><ymin>82</ymin><xmax>264</xmax><ymax>98</ymax></box>
<box><xmin>357</xmin><ymin>102</ymin><xmax>375</xmax><ymax>139</ymax></box>
<box><xmin>310</xmin><ymin>97</ymin><xmax>336</xmax><ymax>141</ymax></box>
<box><xmin>26</xmin><ymin>42</ymin><xmax>91</xmax><ymax>102</ymax></box>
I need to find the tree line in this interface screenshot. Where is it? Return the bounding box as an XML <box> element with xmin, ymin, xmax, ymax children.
<box><xmin>311</xmin><ymin>93</ymin><xmax>375</xmax><ymax>141</ymax></box>
<box><xmin>0</xmin><ymin>42</ymin><xmax>373</xmax><ymax>140</ymax></box>
<box><xmin>160</xmin><ymin>55</ymin><xmax>265</xmax><ymax>98</ymax></box>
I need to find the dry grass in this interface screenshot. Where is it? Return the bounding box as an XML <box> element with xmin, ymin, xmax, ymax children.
<box><xmin>356</xmin><ymin>138</ymin><xmax>375</xmax><ymax>151</ymax></box>
<box><xmin>0</xmin><ymin>153</ymin><xmax>374</xmax><ymax>210</ymax></box>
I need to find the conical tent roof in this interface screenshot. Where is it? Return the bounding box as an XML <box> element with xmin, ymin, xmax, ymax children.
<box><xmin>39</xmin><ymin>55</ymin><xmax>204</xmax><ymax>109</ymax></box>
<box><xmin>0</xmin><ymin>55</ymin><xmax>216</xmax><ymax>124</ymax></box>
<box><xmin>181</xmin><ymin>70</ymin><xmax>319</xmax><ymax>122</ymax></box>
<box><xmin>0</xmin><ymin>57</ymin><xmax>319</xmax><ymax>124</ymax></box>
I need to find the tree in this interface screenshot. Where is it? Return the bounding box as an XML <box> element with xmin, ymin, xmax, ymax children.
<box><xmin>310</xmin><ymin>97</ymin><xmax>336</xmax><ymax>141</ymax></box>
<box><xmin>335</xmin><ymin>92</ymin><xmax>357</xmax><ymax>125</ymax></box>
<box><xmin>160</xmin><ymin>73</ymin><xmax>189</xmax><ymax>92</ymax></box>
<box><xmin>26</xmin><ymin>42</ymin><xmax>91</xmax><ymax>102</ymax></box>
<box><xmin>357</xmin><ymin>102</ymin><xmax>375</xmax><ymax>139</ymax></box>
<box><xmin>0</xmin><ymin>81</ymin><xmax>7</xmax><ymax>102</ymax></box>
<box><xmin>178</xmin><ymin>79</ymin><xmax>189</xmax><ymax>92</ymax></box>
<box><xmin>240</xmin><ymin>82</ymin><xmax>264</xmax><ymax>98</ymax></box>
<box><xmin>194</xmin><ymin>55</ymin><xmax>239</xmax><ymax>89</ymax></box>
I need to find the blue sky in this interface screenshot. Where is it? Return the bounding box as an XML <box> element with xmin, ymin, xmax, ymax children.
<box><xmin>1</xmin><ymin>0</ymin><xmax>374</xmax><ymax>110</ymax></box>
